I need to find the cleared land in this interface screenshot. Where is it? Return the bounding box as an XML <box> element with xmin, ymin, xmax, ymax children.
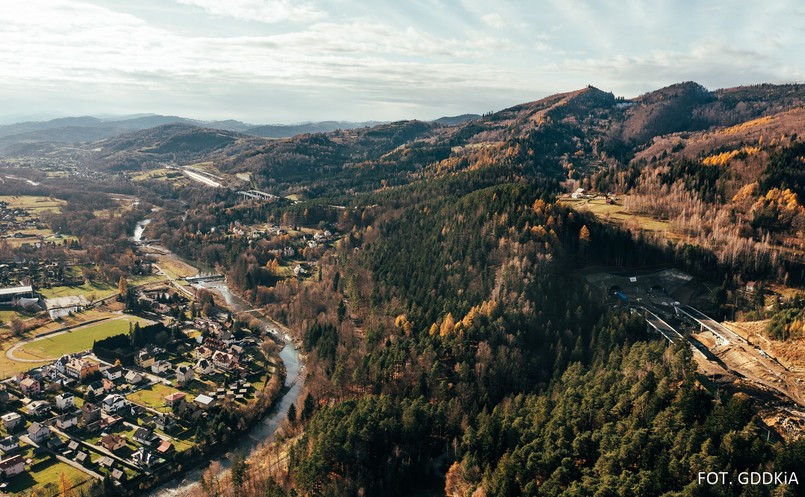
<box><xmin>562</xmin><ymin>196</ymin><xmax>674</xmax><ymax>233</ymax></box>
<box><xmin>127</xmin><ymin>382</ymin><xmax>186</xmax><ymax>413</ymax></box>
<box><xmin>14</xmin><ymin>315</ymin><xmax>152</xmax><ymax>361</ymax></box>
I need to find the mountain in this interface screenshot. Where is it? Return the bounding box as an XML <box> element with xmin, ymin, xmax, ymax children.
<box><xmin>244</xmin><ymin>121</ymin><xmax>381</xmax><ymax>138</ymax></box>
<box><xmin>433</xmin><ymin>114</ymin><xmax>481</xmax><ymax>126</ymax></box>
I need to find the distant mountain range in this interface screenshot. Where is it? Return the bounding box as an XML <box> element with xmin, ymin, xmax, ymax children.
<box><xmin>0</xmin><ymin>112</ymin><xmax>481</xmax><ymax>155</ymax></box>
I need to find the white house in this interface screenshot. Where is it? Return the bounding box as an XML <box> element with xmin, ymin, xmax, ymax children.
<box><xmin>1</xmin><ymin>412</ymin><xmax>23</xmax><ymax>431</ymax></box>
<box><xmin>103</xmin><ymin>365</ymin><xmax>123</xmax><ymax>381</ymax></box>
<box><xmin>55</xmin><ymin>413</ymin><xmax>79</xmax><ymax>430</ymax></box>
<box><xmin>125</xmin><ymin>370</ymin><xmax>143</xmax><ymax>385</ymax></box>
<box><xmin>27</xmin><ymin>422</ymin><xmax>51</xmax><ymax>443</ymax></box>
<box><xmin>194</xmin><ymin>358</ymin><xmax>214</xmax><ymax>375</ymax></box>
<box><xmin>151</xmin><ymin>360</ymin><xmax>172</xmax><ymax>375</ymax></box>
<box><xmin>0</xmin><ymin>436</ymin><xmax>18</xmax><ymax>454</ymax></box>
<box><xmin>175</xmin><ymin>365</ymin><xmax>194</xmax><ymax>386</ymax></box>
<box><xmin>101</xmin><ymin>394</ymin><xmax>126</xmax><ymax>413</ymax></box>
<box><xmin>55</xmin><ymin>393</ymin><xmax>75</xmax><ymax>411</ymax></box>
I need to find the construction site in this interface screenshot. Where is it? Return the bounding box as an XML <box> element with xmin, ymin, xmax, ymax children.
<box><xmin>585</xmin><ymin>268</ymin><xmax>805</xmax><ymax>440</ymax></box>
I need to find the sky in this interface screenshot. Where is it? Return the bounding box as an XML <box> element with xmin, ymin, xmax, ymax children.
<box><xmin>0</xmin><ymin>0</ymin><xmax>803</xmax><ymax>124</ymax></box>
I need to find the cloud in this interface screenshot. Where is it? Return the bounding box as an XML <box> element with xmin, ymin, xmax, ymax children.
<box><xmin>175</xmin><ymin>0</ymin><xmax>326</xmax><ymax>23</ymax></box>
<box><xmin>481</xmin><ymin>13</ymin><xmax>506</xmax><ymax>29</ymax></box>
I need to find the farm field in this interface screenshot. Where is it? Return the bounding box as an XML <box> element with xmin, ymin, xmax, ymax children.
<box><xmin>562</xmin><ymin>196</ymin><xmax>674</xmax><ymax>233</ymax></box>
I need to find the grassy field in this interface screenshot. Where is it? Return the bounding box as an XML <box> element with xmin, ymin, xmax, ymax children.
<box><xmin>0</xmin><ymin>195</ymin><xmax>65</xmax><ymax>212</ymax></box>
<box><xmin>562</xmin><ymin>197</ymin><xmax>674</xmax><ymax>233</ymax></box>
<box><xmin>15</xmin><ymin>315</ymin><xmax>151</xmax><ymax>361</ymax></box>
<box><xmin>127</xmin><ymin>382</ymin><xmax>185</xmax><ymax>413</ymax></box>
<box><xmin>4</xmin><ymin>458</ymin><xmax>92</xmax><ymax>494</ymax></box>
<box><xmin>39</xmin><ymin>274</ymin><xmax>166</xmax><ymax>300</ymax></box>
<box><xmin>156</xmin><ymin>257</ymin><xmax>198</xmax><ymax>279</ymax></box>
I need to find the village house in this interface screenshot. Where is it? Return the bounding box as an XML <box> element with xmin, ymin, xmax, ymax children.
<box><xmin>156</xmin><ymin>439</ymin><xmax>175</xmax><ymax>457</ymax></box>
<box><xmin>54</xmin><ymin>356</ymin><xmax>70</xmax><ymax>375</ymax></box>
<box><xmin>132</xmin><ymin>447</ymin><xmax>157</xmax><ymax>468</ymax></box>
<box><xmin>65</xmin><ymin>357</ymin><xmax>99</xmax><ymax>380</ymax></box>
<box><xmin>26</xmin><ymin>400</ymin><xmax>51</xmax><ymax>418</ymax></box>
<box><xmin>1</xmin><ymin>412</ymin><xmax>23</xmax><ymax>431</ymax></box>
<box><xmin>19</xmin><ymin>377</ymin><xmax>40</xmax><ymax>397</ymax></box>
<box><xmin>194</xmin><ymin>358</ymin><xmax>214</xmax><ymax>375</ymax></box>
<box><xmin>102</xmin><ymin>365</ymin><xmax>123</xmax><ymax>381</ymax></box>
<box><xmin>125</xmin><ymin>370</ymin><xmax>144</xmax><ymax>385</ymax></box>
<box><xmin>163</xmin><ymin>392</ymin><xmax>186</xmax><ymax>409</ymax></box>
<box><xmin>175</xmin><ymin>365</ymin><xmax>194</xmax><ymax>386</ymax></box>
<box><xmin>99</xmin><ymin>433</ymin><xmax>126</xmax><ymax>452</ymax></box>
<box><xmin>151</xmin><ymin>360</ymin><xmax>172</xmax><ymax>375</ymax></box>
<box><xmin>55</xmin><ymin>412</ymin><xmax>79</xmax><ymax>430</ymax></box>
<box><xmin>211</xmin><ymin>350</ymin><xmax>237</xmax><ymax>371</ymax></box>
<box><xmin>27</xmin><ymin>422</ymin><xmax>50</xmax><ymax>443</ymax></box>
<box><xmin>101</xmin><ymin>394</ymin><xmax>126</xmax><ymax>413</ymax></box>
<box><xmin>133</xmin><ymin>428</ymin><xmax>159</xmax><ymax>447</ymax></box>
<box><xmin>0</xmin><ymin>436</ymin><xmax>19</xmax><ymax>454</ymax></box>
<box><xmin>86</xmin><ymin>381</ymin><xmax>106</xmax><ymax>398</ymax></box>
<box><xmin>194</xmin><ymin>345</ymin><xmax>213</xmax><ymax>359</ymax></box>
<box><xmin>194</xmin><ymin>394</ymin><xmax>216</xmax><ymax>410</ymax></box>
<box><xmin>0</xmin><ymin>454</ymin><xmax>25</xmax><ymax>478</ymax></box>
<box><xmin>55</xmin><ymin>392</ymin><xmax>75</xmax><ymax>411</ymax></box>
<box><xmin>102</xmin><ymin>378</ymin><xmax>116</xmax><ymax>392</ymax></box>
<box><xmin>154</xmin><ymin>414</ymin><xmax>177</xmax><ymax>432</ymax></box>
<box><xmin>135</xmin><ymin>350</ymin><xmax>155</xmax><ymax>368</ymax></box>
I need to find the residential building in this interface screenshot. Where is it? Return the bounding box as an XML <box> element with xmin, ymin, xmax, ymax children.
<box><xmin>211</xmin><ymin>351</ymin><xmax>237</xmax><ymax>370</ymax></box>
<box><xmin>26</xmin><ymin>400</ymin><xmax>51</xmax><ymax>418</ymax></box>
<box><xmin>101</xmin><ymin>394</ymin><xmax>126</xmax><ymax>413</ymax></box>
<box><xmin>27</xmin><ymin>422</ymin><xmax>50</xmax><ymax>443</ymax></box>
<box><xmin>55</xmin><ymin>393</ymin><xmax>75</xmax><ymax>411</ymax></box>
<box><xmin>55</xmin><ymin>413</ymin><xmax>79</xmax><ymax>429</ymax></box>
<box><xmin>1</xmin><ymin>412</ymin><xmax>23</xmax><ymax>431</ymax></box>
<box><xmin>99</xmin><ymin>434</ymin><xmax>126</xmax><ymax>452</ymax></box>
<box><xmin>151</xmin><ymin>360</ymin><xmax>172</xmax><ymax>375</ymax></box>
<box><xmin>19</xmin><ymin>377</ymin><xmax>40</xmax><ymax>397</ymax></box>
<box><xmin>132</xmin><ymin>447</ymin><xmax>157</xmax><ymax>468</ymax></box>
<box><xmin>65</xmin><ymin>358</ymin><xmax>99</xmax><ymax>380</ymax></box>
<box><xmin>135</xmin><ymin>350</ymin><xmax>155</xmax><ymax>368</ymax></box>
<box><xmin>0</xmin><ymin>436</ymin><xmax>18</xmax><ymax>454</ymax></box>
<box><xmin>0</xmin><ymin>454</ymin><xmax>25</xmax><ymax>478</ymax></box>
<box><xmin>102</xmin><ymin>365</ymin><xmax>123</xmax><ymax>380</ymax></box>
<box><xmin>133</xmin><ymin>428</ymin><xmax>158</xmax><ymax>447</ymax></box>
<box><xmin>194</xmin><ymin>394</ymin><xmax>216</xmax><ymax>410</ymax></box>
<box><xmin>175</xmin><ymin>365</ymin><xmax>194</xmax><ymax>386</ymax></box>
<box><xmin>194</xmin><ymin>358</ymin><xmax>214</xmax><ymax>375</ymax></box>
<box><xmin>125</xmin><ymin>370</ymin><xmax>143</xmax><ymax>385</ymax></box>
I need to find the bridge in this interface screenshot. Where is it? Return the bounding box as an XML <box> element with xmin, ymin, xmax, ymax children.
<box><xmin>675</xmin><ymin>305</ymin><xmax>741</xmax><ymax>345</ymax></box>
<box><xmin>184</xmin><ymin>274</ymin><xmax>225</xmax><ymax>283</ymax></box>
<box><xmin>644</xmin><ymin>310</ymin><xmax>684</xmax><ymax>343</ymax></box>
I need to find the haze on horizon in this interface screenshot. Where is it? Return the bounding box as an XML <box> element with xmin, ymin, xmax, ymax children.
<box><xmin>0</xmin><ymin>0</ymin><xmax>803</xmax><ymax>124</ymax></box>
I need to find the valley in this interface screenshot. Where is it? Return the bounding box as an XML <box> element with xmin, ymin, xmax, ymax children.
<box><xmin>0</xmin><ymin>81</ymin><xmax>803</xmax><ymax>497</ymax></box>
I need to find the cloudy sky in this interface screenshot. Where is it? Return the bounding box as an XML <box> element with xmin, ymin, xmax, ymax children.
<box><xmin>0</xmin><ymin>0</ymin><xmax>802</xmax><ymax>123</ymax></box>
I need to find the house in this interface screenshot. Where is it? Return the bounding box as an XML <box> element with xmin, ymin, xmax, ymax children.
<box><xmin>111</xmin><ymin>468</ymin><xmax>127</xmax><ymax>482</ymax></box>
<box><xmin>55</xmin><ymin>412</ymin><xmax>79</xmax><ymax>430</ymax></box>
<box><xmin>65</xmin><ymin>358</ymin><xmax>99</xmax><ymax>380</ymax></box>
<box><xmin>98</xmin><ymin>456</ymin><xmax>115</xmax><ymax>469</ymax></box>
<box><xmin>0</xmin><ymin>436</ymin><xmax>18</xmax><ymax>454</ymax></box>
<box><xmin>132</xmin><ymin>447</ymin><xmax>157</xmax><ymax>468</ymax></box>
<box><xmin>194</xmin><ymin>346</ymin><xmax>212</xmax><ymax>359</ymax></box>
<box><xmin>294</xmin><ymin>264</ymin><xmax>307</xmax><ymax>276</ymax></box>
<box><xmin>101</xmin><ymin>394</ymin><xmax>126</xmax><ymax>413</ymax></box>
<box><xmin>175</xmin><ymin>365</ymin><xmax>194</xmax><ymax>386</ymax></box>
<box><xmin>135</xmin><ymin>350</ymin><xmax>155</xmax><ymax>368</ymax></box>
<box><xmin>103</xmin><ymin>365</ymin><xmax>123</xmax><ymax>380</ymax></box>
<box><xmin>133</xmin><ymin>428</ymin><xmax>158</xmax><ymax>447</ymax></box>
<box><xmin>125</xmin><ymin>370</ymin><xmax>144</xmax><ymax>385</ymax></box>
<box><xmin>86</xmin><ymin>381</ymin><xmax>105</xmax><ymax>398</ymax></box>
<box><xmin>19</xmin><ymin>377</ymin><xmax>40</xmax><ymax>397</ymax></box>
<box><xmin>156</xmin><ymin>439</ymin><xmax>174</xmax><ymax>456</ymax></box>
<box><xmin>74</xmin><ymin>451</ymin><xmax>89</xmax><ymax>465</ymax></box>
<box><xmin>54</xmin><ymin>356</ymin><xmax>70</xmax><ymax>375</ymax></box>
<box><xmin>151</xmin><ymin>360</ymin><xmax>172</xmax><ymax>375</ymax></box>
<box><xmin>99</xmin><ymin>434</ymin><xmax>126</xmax><ymax>452</ymax></box>
<box><xmin>81</xmin><ymin>403</ymin><xmax>101</xmax><ymax>423</ymax></box>
<box><xmin>163</xmin><ymin>392</ymin><xmax>186</xmax><ymax>408</ymax></box>
<box><xmin>27</xmin><ymin>422</ymin><xmax>50</xmax><ymax>443</ymax></box>
<box><xmin>47</xmin><ymin>437</ymin><xmax>66</xmax><ymax>451</ymax></box>
<box><xmin>102</xmin><ymin>378</ymin><xmax>116</xmax><ymax>392</ymax></box>
<box><xmin>211</xmin><ymin>351</ymin><xmax>237</xmax><ymax>371</ymax></box>
<box><xmin>27</xmin><ymin>400</ymin><xmax>51</xmax><ymax>418</ymax></box>
<box><xmin>194</xmin><ymin>358</ymin><xmax>214</xmax><ymax>375</ymax></box>
<box><xmin>194</xmin><ymin>394</ymin><xmax>216</xmax><ymax>410</ymax></box>
<box><xmin>154</xmin><ymin>414</ymin><xmax>177</xmax><ymax>432</ymax></box>
<box><xmin>1</xmin><ymin>412</ymin><xmax>23</xmax><ymax>431</ymax></box>
<box><xmin>55</xmin><ymin>393</ymin><xmax>75</xmax><ymax>411</ymax></box>
<box><xmin>0</xmin><ymin>454</ymin><xmax>25</xmax><ymax>478</ymax></box>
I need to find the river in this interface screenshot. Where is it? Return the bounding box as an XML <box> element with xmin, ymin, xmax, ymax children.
<box><xmin>133</xmin><ymin>219</ymin><xmax>151</xmax><ymax>242</ymax></box>
<box><xmin>135</xmin><ymin>224</ymin><xmax>304</xmax><ymax>497</ymax></box>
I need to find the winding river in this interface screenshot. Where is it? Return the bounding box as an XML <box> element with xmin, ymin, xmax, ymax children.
<box><xmin>135</xmin><ymin>224</ymin><xmax>304</xmax><ymax>497</ymax></box>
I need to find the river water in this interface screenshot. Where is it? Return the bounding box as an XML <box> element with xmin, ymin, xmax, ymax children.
<box><xmin>137</xmin><ymin>226</ymin><xmax>303</xmax><ymax>497</ymax></box>
<box><xmin>133</xmin><ymin>219</ymin><xmax>151</xmax><ymax>242</ymax></box>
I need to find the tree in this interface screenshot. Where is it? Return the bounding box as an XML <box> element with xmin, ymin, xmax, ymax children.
<box><xmin>287</xmin><ymin>403</ymin><xmax>297</xmax><ymax>423</ymax></box>
<box><xmin>118</xmin><ymin>276</ymin><xmax>127</xmax><ymax>298</ymax></box>
<box><xmin>10</xmin><ymin>318</ymin><xmax>24</xmax><ymax>337</ymax></box>
<box><xmin>231</xmin><ymin>451</ymin><xmax>248</xmax><ymax>497</ymax></box>
<box><xmin>58</xmin><ymin>471</ymin><xmax>75</xmax><ymax>497</ymax></box>
<box><xmin>301</xmin><ymin>393</ymin><xmax>315</xmax><ymax>421</ymax></box>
